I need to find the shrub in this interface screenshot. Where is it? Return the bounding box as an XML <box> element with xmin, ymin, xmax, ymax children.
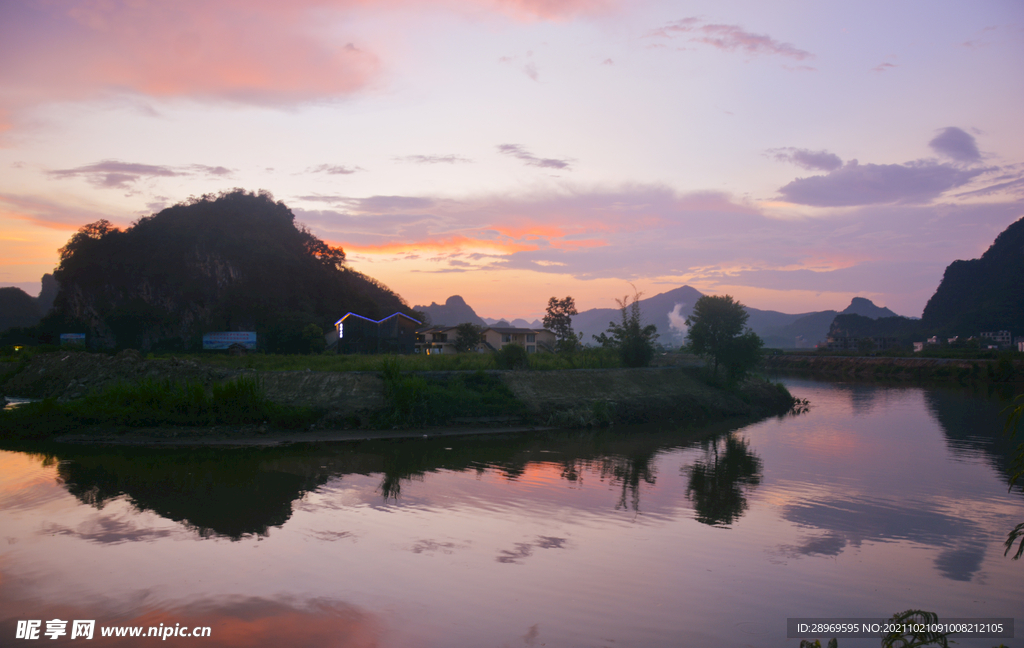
<box><xmin>494</xmin><ymin>343</ymin><xmax>529</xmax><ymax>370</ymax></box>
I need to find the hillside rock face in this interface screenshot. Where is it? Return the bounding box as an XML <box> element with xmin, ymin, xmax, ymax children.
<box><xmin>48</xmin><ymin>190</ymin><xmax>413</xmax><ymax>351</ymax></box>
<box><xmin>922</xmin><ymin>216</ymin><xmax>1024</xmax><ymax>335</ymax></box>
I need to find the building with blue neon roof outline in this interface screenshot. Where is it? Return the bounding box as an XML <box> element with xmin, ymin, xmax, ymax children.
<box><xmin>331</xmin><ymin>312</ymin><xmax>421</xmax><ymax>354</ymax></box>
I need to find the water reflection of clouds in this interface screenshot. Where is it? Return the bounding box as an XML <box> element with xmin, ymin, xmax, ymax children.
<box><xmin>0</xmin><ymin>587</ymin><xmax>382</xmax><ymax>648</ymax></box>
<box><xmin>0</xmin><ymin>451</ymin><xmax>68</xmax><ymax>512</ymax></box>
<box><xmin>305</xmin><ymin>530</ymin><xmax>355</xmax><ymax>542</ymax></box>
<box><xmin>779</xmin><ymin>497</ymin><xmax>989</xmax><ymax>581</ymax></box>
<box><xmin>40</xmin><ymin>514</ymin><xmax>180</xmax><ymax>545</ymax></box>
<box><xmin>495</xmin><ymin>536</ymin><xmax>569</xmax><ymax>564</ymax></box>
<box><xmin>410</xmin><ymin>539</ymin><xmax>466</xmax><ymax>555</ymax></box>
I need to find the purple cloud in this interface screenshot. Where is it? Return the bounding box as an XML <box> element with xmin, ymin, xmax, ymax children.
<box><xmin>49</xmin><ymin>160</ymin><xmax>180</xmax><ymax>189</ymax></box>
<box><xmin>498</xmin><ymin>144</ymin><xmax>572</xmax><ymax>170</ymax></box>
<box><xmin>350</xmin><ymin>196</ymin><xmax>435</xmax><ymax>212</ymax></box>
<box><xmin>48</xmin><ymin>160</ymin><xmax>234</xmax><ymax>189</ymax></box>
<box><xmin>770</xmin><ymin>148</ymin><xmax>843</xmax><ymax>172</ymax></box>
<box><xmin>189</xmin><ymin>164</ymin><xmax>233</xmax><ymax>177</ymax></box>
<box><xmin>929</xmin><ymin>127</ymin><xmax>981</xmax><ymax>163</ymax></box>
<box><xmin>872</xmin><ymin>62</ymin><xmax>897</xmax><ymax>73</ymax></box>
<box><xmin>651</xmin><ymin>18</ymin><xmax>813</xmax><ymax>61</ymax></box>
<box><xmin>778</xmin><ymin>160</ymin><xmax>988</xmax><ymax>206</ymax></box>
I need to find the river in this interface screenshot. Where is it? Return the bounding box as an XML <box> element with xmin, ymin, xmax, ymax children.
<box><xmin>1</xmin><ymin>377</ymin><xmax>1022</xmax><ymax>647</ymax></box>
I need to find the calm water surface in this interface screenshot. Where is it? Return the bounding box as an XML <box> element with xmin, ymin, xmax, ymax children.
<box><xmin>1</xmin><ymin>377</ymin><xmax>1022</xmax><ymax>647</ymax></box>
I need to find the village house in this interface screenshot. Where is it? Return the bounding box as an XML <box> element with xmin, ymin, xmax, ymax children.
<box><xmin>414</xmin><ymin>325</ymin><xmax>556</xmax><ymax>355</ymax></box>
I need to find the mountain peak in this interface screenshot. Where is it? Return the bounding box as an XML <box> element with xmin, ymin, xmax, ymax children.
<box><xmin>413</xmin><ymin>295</ymin><xmax>486</xmax><ymax>327</ymax></box>
<box><xmin>840</xmin><ymin>297</ymin><xmax>897</xmax><ymax>319</ymax></box>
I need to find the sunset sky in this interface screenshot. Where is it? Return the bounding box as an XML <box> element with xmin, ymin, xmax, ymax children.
<box><xmin>1</xmin><ymin>0</ymin><xmax>1022</xmax><ymax>320</ymax></box>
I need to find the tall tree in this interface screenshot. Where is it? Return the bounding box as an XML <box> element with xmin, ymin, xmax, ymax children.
<box><xmin>685</xmin><ymin>294</ymin><xmax>761</xmax><ymax>380</ymax></box>
<box><xmin>453</xmin><ymin>322</ymin><xmax>485</xmax><ymax>353</ymax></box>
<box><xmin>593</xmin><ymin>288</ymin><xmax>659</xmax><ymax>367</ymax></box>
<box><xmin>543</xmin><ymin>296</ymin><xmax>579</xmax><ymax>353</ymax></box>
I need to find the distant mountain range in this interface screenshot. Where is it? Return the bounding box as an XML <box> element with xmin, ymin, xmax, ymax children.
<box><xmin>416</xmin><ymin>286</ymin><xmax>899</xmax><ymax>349</ymax></box>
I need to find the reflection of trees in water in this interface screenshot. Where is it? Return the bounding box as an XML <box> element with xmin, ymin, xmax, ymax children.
<box><xmin>595</xmin><ymin>452</ymin><xmax>658</xmax><ymax>512</ymax></box>
<box><xmin>18</xmin><ymin>419</ymin><xmax>756</xmax><ymax>536</ymax></box>
<box><xmin>374</xmin><ymin>433</ymin><xmax>662</xmax><ymax>511</ymax></box>
<box><xmin>685</xmin><ymin>434</ymin><xmax>762</xmax><ymax>527</ymax></box>
<box><xmin>50</xmin><ymin>447</ymin><xmax>342</xmax><ymax>539</ymax></box>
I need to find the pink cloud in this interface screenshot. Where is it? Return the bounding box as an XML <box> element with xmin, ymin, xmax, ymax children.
<box><xmin>1</xmin><ymin>1</ymin><xmax>379</xmax><ymax>108</ymax></box>
<box><xmin>0</xmin><ymin>0</ymin><xmax>616</xmax><ymax>116</ymax></box>
<box><xmin>490</xmin><ymin>0</ymin><xmax>617</xmax><ymax>20</ymax></box>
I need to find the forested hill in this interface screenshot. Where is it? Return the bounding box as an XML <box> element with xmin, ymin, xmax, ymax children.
<box><xmin>830</xmin><ymin>216</ymin><xmax>1024</xmax><ymax>341</ymax></box>
<box><xmin>45</xmin><ymin>190</ymin><xmax>415</xmax><ymax>352</ymax></box>
<box><xmin>921</xmin><ymin>216</ymin><xmax>1024</xmax><ymax>335</ymax></box>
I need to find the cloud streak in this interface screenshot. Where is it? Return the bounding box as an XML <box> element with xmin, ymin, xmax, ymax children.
<box><xmin>308</xmin><ymin>164</ymin><xmax>362</xmax><ymax>175</ymax></box>
<box><xmin>395</xmin><ymin>154</ymin><xmax>473</xmax><ymax>164</ymax></box>
<box><xmin>498</xmin><ymin>144</ymin><xmax>572</xmax><ymax>169</ymax></box>
<box><xmin>769</xmin><ymin>148</ymin><xmax>843</xmax><ymax>172</ymax></box>
<box><xmin>650</xmin><ymin>17</ymin><xmax>813</xmax><ymax>61</ymax></box>
<box><xmin>48</xmin><ymin>159</ymin><xmax>234</xmax><ymax>189</ymax></box>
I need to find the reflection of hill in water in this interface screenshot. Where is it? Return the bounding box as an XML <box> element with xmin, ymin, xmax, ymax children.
<box><xmin>31</xmin><ymin>418</ymin><xmax>764</xmax><ymax>538</ymax></box>
<box><xmin>923</xmin><ymin>385</ymin><xmax>1021</xmax><ymax>486</ymax></box>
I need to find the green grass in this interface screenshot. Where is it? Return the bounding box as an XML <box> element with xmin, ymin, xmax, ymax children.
<box><xmin>157</xmin><ymin>347</ymin><xmax>624</xmax><ymax>372</ymax></box>
<box><xmin>375</xmin><ymin>366</ymin><xmax>526</xmax><ymax>428</ymax></box>
<box><xmin>0</xmin><ymin>375</ymin><xmax>321</xmax><ymax>440</ymax></box>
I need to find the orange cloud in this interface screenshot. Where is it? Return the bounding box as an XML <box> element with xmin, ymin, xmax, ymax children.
<box><xmin>549</xmin><ymin>237</ymin><xmax>607</xmax><ymax>250</ymax></box>
<box><xmin>346</xmin><ymin>234</ymin><xmax>539</xmax><ymax>255</ymax></box>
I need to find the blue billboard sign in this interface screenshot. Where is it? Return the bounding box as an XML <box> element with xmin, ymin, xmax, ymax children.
<box><xmin>202</xmin><ymin>332</ymin><xmax>257</xmax><ymax>350</ymax></box>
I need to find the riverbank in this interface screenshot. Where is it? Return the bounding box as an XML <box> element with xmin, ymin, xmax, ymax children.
<box><xmin>0</xmin><ymin>350</ymin><xmax>797</xmax><ymax>443</ymax></box>
<box><xmin>763</xmin><ymin>353</ymin><xmax>1023</xmax><ymax>382</ymax></box>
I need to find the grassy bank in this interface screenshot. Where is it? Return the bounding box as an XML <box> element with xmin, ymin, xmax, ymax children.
<box><xmin>374</xmin><ymin>358</ymin><xmax>526</xmax><ymax>427</ymax></box>
<box><xmin>764</xmin><ymin>353</ymin><xmax>1023</xmax><ymax>384</ymax></box>
<box><xmin>157</xmin><ymin>346</ymin><xmax>624</xmax><ymax>372</ymax></box>
<box><xmin>0</xmin><ymin>375</ymin><xmax>321</xmax><ymax>440</ymax></box>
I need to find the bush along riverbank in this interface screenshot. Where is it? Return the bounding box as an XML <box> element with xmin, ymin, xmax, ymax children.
<box><xmin>764</xmin><ymin>353</ymin><xmax>1023</xmax><ymax>384</ymax></box>
<box><xmin>0</xmin><ymin>375</ymin><xmax>322</xmax><ymax>440</ymax></box>
<box><xmin>0</xmin><ymin>349</ymin><xmax>800</xmax><ymax>441</ymax></box>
